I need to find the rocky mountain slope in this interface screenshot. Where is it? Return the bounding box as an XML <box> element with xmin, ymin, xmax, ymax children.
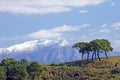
<box><xmin>0</xmin><ymin>38</ymin><xmax>80</xmax><ymax>63</ymax></box>
<box><xmin>0</xmin><ymin>38</ymin><xmax>119</xmax><ymax>63</ymax></box>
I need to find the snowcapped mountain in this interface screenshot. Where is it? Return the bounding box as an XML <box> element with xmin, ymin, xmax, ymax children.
<box><xmin>0</xmin><ymin>38</ymin><xmax>69</xmax><ymax>53</ymax></box>
<box><xmin>0</xmin><ymin>38</ymin><xmax>81</xmax><ymax>63</ymax></box>
<box><xmin>0</xmin><ymin>38</ymin><xmax>118</xmax><ymax>63</ymax></box>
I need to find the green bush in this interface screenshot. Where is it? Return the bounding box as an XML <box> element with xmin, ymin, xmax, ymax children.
<box><xmin>0</xmin><ymin>66</ymin><xmax>6</xmax><ymax>80</ymax></box>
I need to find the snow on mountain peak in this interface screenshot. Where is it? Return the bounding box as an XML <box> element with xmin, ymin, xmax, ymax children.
<box><xmin>6</xmin><ymin>40</ymin><xmax>38</xmax><ymax>53</ymax></box>
<box><xmin>37</xmin><ymin>39</ymin><xmax>53</xmax><ymax>45</ymax></box>
<box><xmin>0</xmin><ymin>38</ymin><xmax>81</xmax><ymax>64</ymax></box>
<box><xmin>36</xmin><ymin>38</ymin><xmax>69</xmax><ymax>46</ymax></box>
<box><xmin>0</xmin><ymin>38</ymin><xmax>69</xmax><ymax>53</ymax></box>
<box><xmin>55</xmin><ymin>38</ymin><xmax>69</xmax><ymax>46</ymax></box>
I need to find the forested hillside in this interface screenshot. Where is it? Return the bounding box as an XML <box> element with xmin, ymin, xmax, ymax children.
<box><xmin>1</xmin><ymin>57</ymin><xmax>120</xmax><ymax>80</ymax></box>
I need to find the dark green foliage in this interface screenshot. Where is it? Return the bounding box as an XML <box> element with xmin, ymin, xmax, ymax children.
<box><xmin>66</xmin><ymin>60</ymin><xmax>93</xmax><ymax>66</ymax></box>
<box><xmin>27</xmin><ymin>61</ymin><xmax>43</xmax><ymax>80</ymax></box>
<box><xmin>1</xmin><ymin>58</ymin><xmax>18</xmax><ymax>67</ymax></box>
<box><xmin>0</xmin><ymin>58</ymin><xmax>43</xmax><ymax>80</ymax></box>
<box><xmin>73</xmin><ymin>39</ymin><xmax>113</xmax><ymax>61</ymax></box>
<box><xmin>73</xmin><ymin>42</ymin><xmax>90</xmax><ymax>59</ymax></box>
<box><xmin>7</xmin><ymin>64</ymin><xmax>28</xmax><ymax>80</ymax></box>
<box><xmin>0</xmin><ymin>66</ymin><xmax>7</xmax><ymax>80</ymax></box>
<box><xmin>1</xmin><ymin>58</ymin><xmax>19</xmax><ymax>80</ymax></box>
<box><xmin>50</xmin><ymin>63</ymin><xmax>66</xmax><ymax>66</ymax></box>
<box><xmin>19</xmin><ymin>59</ymin><xmax>29</xmax><ymax>67</ymax></box>
<box><xmin>50</xmin><ymin>63</ymin><xmax>56</xmax><ymax>66</ymax></box>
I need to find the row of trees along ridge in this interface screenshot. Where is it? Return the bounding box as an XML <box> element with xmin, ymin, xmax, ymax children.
<box><xmin>73</xmin><ymin>39</ymin><xmax>113</xmax><ymax>61</ymax></box>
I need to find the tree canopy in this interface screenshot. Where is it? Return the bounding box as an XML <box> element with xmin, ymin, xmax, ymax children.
<box><xmin>73</xmin><ymin>39</ymin><xmax>113</xmax><ymax>61</ymax></box>
<box><xmin>0</xmin><ymin>58</ymin><xmax>43</xmax><ymax>80</ymax></box>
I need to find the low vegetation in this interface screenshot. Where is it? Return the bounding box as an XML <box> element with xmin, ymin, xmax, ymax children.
<box><xmin>0</xmin><ymin>56</ymin><xmax>120</xmax><ymax>80</ymax></box>
<box><xmin>42</xmin><ymin>56</ymin><xmax>120</xmax><ymax>80</ymax></box>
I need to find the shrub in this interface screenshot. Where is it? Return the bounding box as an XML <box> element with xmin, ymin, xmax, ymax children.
<box><xmin>111</xmin><ymin>68</ymin><xmax>120</xmax><ymax>74</ymax></box>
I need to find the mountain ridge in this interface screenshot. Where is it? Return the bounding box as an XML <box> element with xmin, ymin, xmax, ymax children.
<box><xmin>0</xmin><ymin>38</ymin><xmax>80</xmax><ymax>63</ymax></box>
<box><xmin>0</xmin><ymin>38</ymin><xmax>119</xmax><ymax>63</ymax></box>
<box><xmin>0</xmin><ymin>38</ymin><xmax>69</xmax><ymax>53</ymax></box>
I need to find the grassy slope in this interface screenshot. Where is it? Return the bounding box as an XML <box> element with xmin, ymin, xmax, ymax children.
<box><xmin>41</xmin><ymin>56</ymin><xmax>120</xmax><ymax>80</ymax></box>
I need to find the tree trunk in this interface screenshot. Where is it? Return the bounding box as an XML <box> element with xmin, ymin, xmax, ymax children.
<box><xmin>87</xmin><ymin>52</ymin><xmax>89</xmax><ymax>61</ymax></box>
<box><xmin>105</xmin><ymin>50</ymin><xmax>108</xmax><ymax>58</ymax></box>
<box><xmin>92</xmin><ymin>52</ymin><xmax>95</xmax><ymax>61</ymax></box>
<box><xmin>95</xmin><ymin>53</ymin><xmax>97</xmax><ymax>59</ymax></box>
<box><xmin>97</xmin><ymin>51</ymin><xmax>101</xmax><ymax>61</ymax></box>
<box><xmin>32</xmin><ymin>76</ymin><xmax>34</xmax><ymax>80</ymax></box>
<box><xmin>81</xmin><ymin>53</ymin><xmax>83</xmax><ymax>60</ymax></box>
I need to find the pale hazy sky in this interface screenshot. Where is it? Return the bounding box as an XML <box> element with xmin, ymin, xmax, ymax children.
<box><xmin>0</xmin><ymin>0</ymin><xmax>120</xmax><ymax>51</ymax></box>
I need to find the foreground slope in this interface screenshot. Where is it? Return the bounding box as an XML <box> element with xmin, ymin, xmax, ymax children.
<box><xmin>1</xmin><ymin>56</ymin><xmax>120</xmax><ymax>80</ymax></box>
<box><xmin>41</xmin><ymin>56</ymin><xmax>120</xmax><ymax>80</ymax></box>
